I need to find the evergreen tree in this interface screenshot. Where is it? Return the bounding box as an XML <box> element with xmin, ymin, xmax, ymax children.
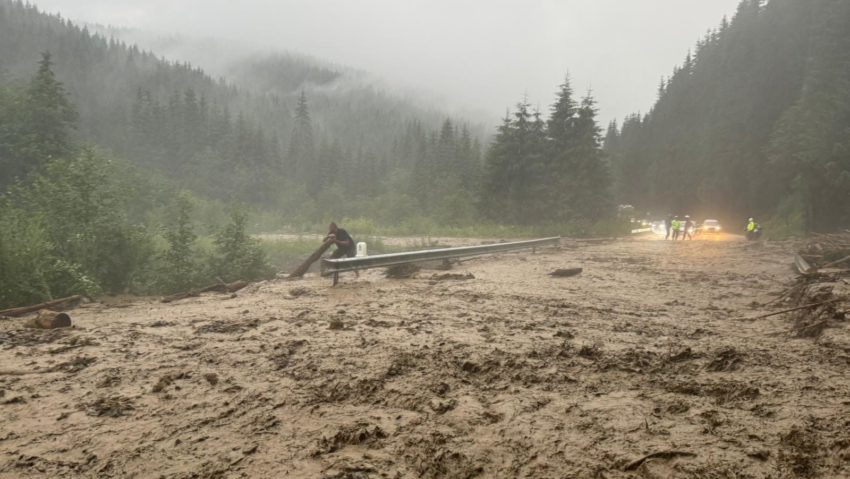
<box><xmin>570</xmin><ymin>94</ymin><xmax>612</xmax><ymax>220</ymax></box>
<box><xmin>547</xmin><ymin>78</ymin><xmax>612</xmax><ymax>222</ymax></box>
<box><xmin>159</xmin><ymin>194</ymin><xmax>198</xmax><ymax>293</ymax></box>
<box><xmin>480</xmin><ymin>99</ymin><xmax>549</xmax><ymax>225</ymax></box>
<box><xmin>23</xmin><ymin>52</ymin><xmax>78</xmax><ymax>162</ymax></box>
<box><xmin>0</xmin><ymin>52</ymin><xmax>77</xmax><ymax>187</ymax></box>
<box><xmin>480</xmin><ymin>113</ymin><xmax>515</xmax><ymax>221</ymax></box>
<box><xmin>605</xmin><ymin>0</ymin><xmax>850</xmax><ymax>232</ymax></box>
<box><xmin>288</xmin><ymin>90</ymin><xmax>316</xmax><ymax>188</ymax></box>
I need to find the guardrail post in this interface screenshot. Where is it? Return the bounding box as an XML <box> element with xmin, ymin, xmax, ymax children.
<box><xmin>333</xmin><ymin>272</ymin><xmax>339</xmax><ymax>286</ymax></box>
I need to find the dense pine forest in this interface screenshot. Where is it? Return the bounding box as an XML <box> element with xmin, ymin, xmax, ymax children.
<box><xmin>0</xmin><ymin>0</ymin><xmax>485</xmax><ymax>224</ymax></box>
<box><xmin>605</xmin><ymin>0</ymin><xmax>850</xmax><ymax>232</ymax></box>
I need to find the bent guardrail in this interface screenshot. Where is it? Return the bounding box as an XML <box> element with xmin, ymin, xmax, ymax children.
<box><xmin>321</xmin><ymin>237</ymin><xmax>561</xmax><ymax>285</ymax></box>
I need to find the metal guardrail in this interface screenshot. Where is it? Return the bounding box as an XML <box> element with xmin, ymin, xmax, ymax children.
<box><xmin>321</xmin><ymin>237</ymin><xmax>561</xmax><ymax>284</ymax></box>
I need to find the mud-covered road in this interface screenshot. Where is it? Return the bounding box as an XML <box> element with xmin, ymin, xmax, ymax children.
<box><xmin>2</xmin><ymin>236</ymin><xmax>849</xmax><ymax>478</ymax></box>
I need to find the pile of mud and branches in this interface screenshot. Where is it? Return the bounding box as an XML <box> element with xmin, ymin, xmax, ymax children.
<box><xmin>798</xmin><ymin>232</ymin><xmax>850</xmax><ymax>271</ymax></box>
<box><xmin>774</xmin><ymin>234</ymin><xmax>850</xmax><ymax>337</ymax></box>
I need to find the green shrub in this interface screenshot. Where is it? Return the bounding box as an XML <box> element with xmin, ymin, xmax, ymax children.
<box><xmin>209</xmin><ymin>210</ymin><xmax>273</xmax><ymax>282</ymax></box>
<box><xmin>0</xmin><ymin>205</ymin><xmax>99</xmax><ymax>308</ymax></box>
<box><xmin>154</xmin><ymin>194</ymin><xmax>204</xmax><ymax>293</ymax></box>
<box><xmin>15</xmin><ymin>150</ymin><xmax>152</xmax><ymax>292</ymax></box>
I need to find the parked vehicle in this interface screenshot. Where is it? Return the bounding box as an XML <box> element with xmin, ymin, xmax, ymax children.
<box><xmin>701</xmin><ymin>219</ymin><xmax>722</xmax><ymax>234</ymax></box>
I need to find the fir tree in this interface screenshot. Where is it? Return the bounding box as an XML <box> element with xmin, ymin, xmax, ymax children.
<box><xmin>288</xmin><ymin>90</ymin><xmax>316</xmax><ymax>187</ymax></box>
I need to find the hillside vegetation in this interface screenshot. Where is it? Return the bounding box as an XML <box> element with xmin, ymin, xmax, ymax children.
<box><xmin>605</xmin><ymin>0</ymin><xmax>850</xmax><ymax>232</ymax></box>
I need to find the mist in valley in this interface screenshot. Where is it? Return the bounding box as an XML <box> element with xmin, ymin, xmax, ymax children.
<box><xmin>33</xmin><ymin>0</ymin><xmax>742</xmax><ymax>123</ymax></box>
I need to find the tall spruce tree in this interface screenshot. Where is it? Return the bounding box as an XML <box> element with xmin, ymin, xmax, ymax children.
<box><xmin>547</xmin><ymin>77</ymin><xmax>612</xmax><ymax>222</ymax></box>
<box><xmin>0</xmin><ymin>52</ymin><xmax>77</xmax><ymax>187</ymax></box>
<box><xmin>480</xmin><ymin>99</ymin><xmax>548</xmax><ymax>225</ymax></box>
<box><xmin>23</xmin><ymin>52</ymin><xmax>78</xmax><ymax>164</ymax></box>
<box><xmin>480</xmin><ymin>113</ymin><xmax>515</xmax><ymax>221</ymax></box>
<box><xmin>287</xmin><ymin>90</ymin><xmax>316</xmax><ymax>189</ymax></box>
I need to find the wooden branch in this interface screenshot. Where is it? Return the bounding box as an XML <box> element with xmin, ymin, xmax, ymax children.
<box><xmin>162</xmin><ymin>281</ymin><xmax>250</xmax><ymax>303</ymax></box>
<box><xmin>0</xmin><ymin>295</ymin><xmax>83</xmax><ymax>319</ymax></box>
<box><xmin>822</xmin><ymin>255</ymin><xmax>850</xmax><ymax>269</ymax></box>
<box><xmin>739</xmin><ymin>299</ymin><xmax>839</xmax><ymax>321</ymax></box>
<box><xmin>624</xmin><ymin>451</ymin><xmax>696</xmax><ymax>471</ymax></box>
<box><xmin>288</xmin><ymin>238</ymin><xmax>336</xmax><ymax>278</ymax></box>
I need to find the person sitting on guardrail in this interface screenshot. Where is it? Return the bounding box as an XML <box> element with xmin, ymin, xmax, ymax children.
<box><xmin>327</xmin><ymin>222</ymin><xmax>356</xmax><ymax>259</ymax></box>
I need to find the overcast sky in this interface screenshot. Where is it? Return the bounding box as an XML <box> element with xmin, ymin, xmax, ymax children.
<box><xmin>34</xmin><ymin>0</ymin><xmax>742</xmax><ymax>124</ymax></box>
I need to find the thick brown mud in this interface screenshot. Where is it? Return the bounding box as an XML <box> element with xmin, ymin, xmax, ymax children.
<box><xmin>1</xmin><ymin>236</ymin><xmax>848</xmax><ymax>478</ymax></box>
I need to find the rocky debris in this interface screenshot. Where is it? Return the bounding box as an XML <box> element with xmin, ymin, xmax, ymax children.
<box><xmin>289</xmin><ymin>286</ymin><xmax>314</xmax><ymax>297</ymax></box>
<box><xmin>54</xmin><ymin>356</ymin><xmax>96</xmax><ymax>374</ymax></box>
<box><xmin>385</xmin><ymin>264</ymin><xmax>421</xmax><ymax>279</ymax></box>
<box><xmin>706</xmin><ymin>347</ymin><xmax>744</xmax><ymax>372</ymax></box>
<box><xmin>194</xmin><ymin>318</ymin><xmax>260</xmax><ymax>335</ymax></box>
<box><xmin>203</xmin><ymin>373</ymin><xmax>219</xmax><ymax>386</ymax></box>
<box><xmin>85</xmin><ymin>396</ymin><xmax>134</xmax><ymax>417</ymax></box>
<box><xmin>152</xmin><ymin>372</ymin><xmax>191</xmax><ymax>393</ymax></box>
<box><xmin>313</xmin><ymin>423</ymin><xmax>386</xmax><ymax>456</ymax></box>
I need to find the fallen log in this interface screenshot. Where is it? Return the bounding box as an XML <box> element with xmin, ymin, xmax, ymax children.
<box><xmin>288</xmin><ymin>238</ymin><xmax>336</xmax><ymax>278</ymax></box>
<box><xmin>794</xmin><ymin>254</ymin><xmax>817</xmax><ymax>275</ymax></box>
<box><xmin>25</xmin><ymin>310</ymin><xmax>72</xmax><ymax>329</ymax></box>
<box><xmin>162</xmin><ymin>280</ymin><xmax>250</xmax><ymax>303</ymax></box>
<box><xmin>0</xmin><ymin>295</ymin><xmax>83</xmax><ymax>319</ymax></box>
<box><xmin>549</xmin><ymin>268</ymin><xmax>583</xmax><ymax>278</ymax></box>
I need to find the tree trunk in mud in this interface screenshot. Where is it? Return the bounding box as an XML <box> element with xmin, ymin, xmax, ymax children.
<box><xmin>289</xmin><ymin>238</ymin><xmax>336</xmax><ymax>278</ymax></box>
<box><xmin>0</xmin><ymin>295</ymin><xmax>83</xmax><ymax>318</ymax></box>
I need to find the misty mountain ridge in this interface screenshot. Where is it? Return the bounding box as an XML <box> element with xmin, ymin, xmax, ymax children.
<box><xmin>1</xmin><ymin>0</ymin><xmax>489</xmax><ymax>211</ymax></box>
<box><xmin>93</xmin><ymin>27</ymin><xmax>360</xmax><ymax>93</ymax></box>
<box><xmin>90</xmin><ymin>24</ymin><xmax>481</xmax><ymax>128</ymax></box>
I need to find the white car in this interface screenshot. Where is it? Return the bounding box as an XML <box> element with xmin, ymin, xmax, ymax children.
<box><xmin>701</xmin><ymin>219</ymin><xmax>722</xmax><ymax>233</ymax></box>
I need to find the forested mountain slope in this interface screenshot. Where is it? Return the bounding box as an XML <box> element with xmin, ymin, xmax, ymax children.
<box><xmin>605</xmin><ymin>0</ymin><xmax>850</xmax><ymax>231</ymax></box>
<box><xmin>0</xmin><ymin>0</ymin><xmax>482</xmax><ymax>221</ymax></box>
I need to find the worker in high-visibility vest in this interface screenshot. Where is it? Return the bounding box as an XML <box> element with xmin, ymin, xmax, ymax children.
<box><xmin>746</xmin><ymin>218</ymin><xmax>756</xmax><ymax>240</ymax></box>
<box><xmin>670</xmin><ymin>217</ymin><xmax>681</xmax><ymax>240</ymax></box>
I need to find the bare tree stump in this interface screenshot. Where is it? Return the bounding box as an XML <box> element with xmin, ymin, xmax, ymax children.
<box><xmin>25</xmin><ymin>310</ymin><xmax>72</xmax><ymax>329</ymax></box>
